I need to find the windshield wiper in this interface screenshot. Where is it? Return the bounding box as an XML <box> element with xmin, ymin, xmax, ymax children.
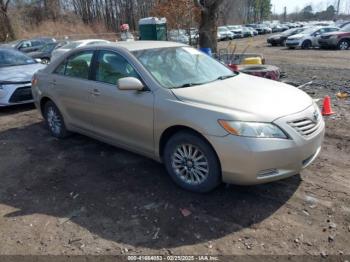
<box><xmin>174</xmin><ymin>82</ymin><xmax>205</xmax><ymax>88</ymax></box>
<box><xmin>216</xmin><ymin>74</ymin><xmax>235</xmax><ymax>80</ymax></box>
<box><xmin>173</xmin><ymin>74</ymin><xmax>236</xmax><ymax>89</ymax></box>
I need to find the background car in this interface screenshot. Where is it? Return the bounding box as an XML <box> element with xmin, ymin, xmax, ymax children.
<box><xmin>241</xmin><ymin>27</ymin><xmax>254</xmax><ymax>37</ymax></box>
<box><xmin>261</xmin><ymin>24</ymin><xmax>272</xmax><ymax>34</ymax></box>
<box><xmin>0</xmin><ymin>38</ymin><xmax>56</xmax><ymax>53</ymax></box>
<box><xmin>51</xmin><ymin>39</ymin><xmax>111</xmax><ymax>61</ymax></box>
<box><xmin>286</xmin><ymin>26</ymin><xmax>340</xmax><ymax>49</ymax></box>
<box><xmin>318</xmin><ymin>24</ymin><xmax>350</xmax><ymax>50</ymax></box>
<box><xmin>267</xmin><ymin>27</ymin><xmax>308</xmax><ymax>46</ymax></box>
<box><xmin>27</xmin><ymin>41</ymin><xmax>69</xmax><ymax>64</ymax></box>
<box><xmin>227</xmin><ymin>25</ymin><xmax>243</xmax><ymax>38</ymax></box>
<box><xmin>168</xmin><ymin>29</ymin><xmax>190</xmax><ymax>44</ymax></box>
<box><xmin>218</xmin><ymin>26</ymin><xmax>235</xmax><ymax>40</ymax></box>
<box><xmin>246</xmin><ymin>24</ymin><xmax>264</xmax><ymax>34</ymax></box>
<box><xmin>0</xmin><ymin>48</ymin><xmax>45</xmax><ymax>106</ymax></box>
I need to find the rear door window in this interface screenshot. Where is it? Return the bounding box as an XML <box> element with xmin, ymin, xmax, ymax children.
<box><xmin>53</xmin><ymin>51</ymin><xmax>94</xmax><ymax>79</ymax></box>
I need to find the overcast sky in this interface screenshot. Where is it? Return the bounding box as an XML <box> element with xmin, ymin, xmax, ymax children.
<box><xmin>271</xmin><ymin>0</ymin><xmax>350</xmax><ymax>14</ymax></box>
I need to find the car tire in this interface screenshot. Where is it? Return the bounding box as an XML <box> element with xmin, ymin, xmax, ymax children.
<box><xmin>44</xmin><ymin>101</ymin><xmax>70</xmax><ymax>138</ymax></box>
<box><xmin>337</xmin><ymin>40</ymin><xmax>350</xmax><ymax>50</ymax></box>
<box><xmin>163</xmin><ymin>131</ymin><xmax>221</xmax><ymax>193</ymax></box>
<box><xmin>301</xmin><ymin>40</ymin><xmax>312</xmax><ymax>49</ymax></box>
<box><xmin>41</xmin><ymin>58</ymin><xmax>50</xmax><ymax>64</ymax></box>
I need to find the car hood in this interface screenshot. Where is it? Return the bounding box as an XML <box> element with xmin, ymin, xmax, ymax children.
<box><xmin>27</xmin><ymin>51</ymin><xmax>43</xmax><ymax>57</ymax></box>
<box><xmin>171</xmin><ymin>73</ymin><xmax>313</xmax><ymax>122</ymax></box>
<box><xmin>0</xmin><ymin>44</ymin><xmax>14</xmax><ymax>48</ymax></box>
<box><xmin>288</xmin><ymin>33</ymin><xmax>306</xmax><ymax>39</ymax></box>
<box><xmin>269</xmin><ymin>34</ymin><xmax>282</xmax><ymax>39</ymax></box>
<box><xmin>0</xmin><ymin>63</ymin><xmax>46</xmax><ymax>83</ymax></box>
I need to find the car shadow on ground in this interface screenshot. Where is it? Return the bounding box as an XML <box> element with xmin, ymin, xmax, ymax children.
<box><xmin>0</xmin><ymin>122</ymin><xmax>301</xmax><ymax>249</ymax></box>
<box><xmin>0</xmin><ymin>103</ymin><xmax>36</xmax><ymax>116</ymax></box>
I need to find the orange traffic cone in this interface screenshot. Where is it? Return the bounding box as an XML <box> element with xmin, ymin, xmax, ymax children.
<box><xmin>322</xmin><ymin>96</ymin><xmax>335</xmax><ymax>116</ymax></box>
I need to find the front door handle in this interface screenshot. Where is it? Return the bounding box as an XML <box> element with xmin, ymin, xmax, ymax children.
<box><xmin>90</xmin><ymin>88</ymin><xmax>100</xmax><ymax>96</ymax></box>
<box><xmin>49</xmin><ymin>80</ymin><xmax>56</xmax><ymax>87</ymax></box>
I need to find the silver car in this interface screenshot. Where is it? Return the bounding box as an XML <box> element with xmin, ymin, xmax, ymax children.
<box><xmin>32</xmin><ymin>41</ymin><xmax>325</xmax><ymax>192</ymax></box>
<box><xmin>0</xmin><ymin>48</ymin><xmax>45</xmax><ymax>107</ymax></box>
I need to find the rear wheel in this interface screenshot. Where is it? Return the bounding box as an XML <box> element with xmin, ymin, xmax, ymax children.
<box><xmin>301</xmin><ymin>40</ymin><xmax>312</xmax><ymax>49</ymax></box>
<box><xmin>163</xmin><ymin>131</ymin><xmax>221</xmax><ymax>193</ymax></box>
<box><xmin>44</xmin><ymin>101</ymin><xmax>70</xmax><ymax>138</ymax></box>
<box><xmin>338</xmin><ymin>40</ymin><xmax>349</xmax><ymax>50</ymax></box>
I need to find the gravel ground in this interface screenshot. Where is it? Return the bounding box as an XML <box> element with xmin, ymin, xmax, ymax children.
<box><xmin>0</xmin><ymin>35</ymin><xmax>349</xmax><ymax>258</ymax></box>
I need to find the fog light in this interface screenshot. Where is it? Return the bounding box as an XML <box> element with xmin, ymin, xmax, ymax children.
<box><xmin>257</xmin><ymin>169</ymin><xmax>278</xmax><ymax>178</ymax></box>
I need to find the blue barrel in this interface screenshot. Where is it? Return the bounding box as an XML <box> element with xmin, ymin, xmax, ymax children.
<box><xmin>199</xmin><ymin>47</ymin><xmax>212</xmax><ymax>56</ymax></box>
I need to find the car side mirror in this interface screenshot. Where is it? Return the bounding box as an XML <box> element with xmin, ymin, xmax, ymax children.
<box><xmin>117</xmin><ymin>77</ymin><xmax>144</xmax><ymax>91</ymax></box>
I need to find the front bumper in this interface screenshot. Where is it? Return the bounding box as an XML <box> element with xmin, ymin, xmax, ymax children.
<box><xmin>318</xmin><ymin>38</ymin><xmax>338</xmax><ymax>47</ymax></box>
<box><xmin>286</xmin><ymin>40</ymin><xmax>301</xmax><ymax>47</ymax></box>
<box><xmin>206</xmin><ymin>106</ymin><xmax>325</xmax><ymax>185</ymax></box>
<box><xmin>0</xmin><ymin>83</ymin><xmax>33</xmax><ymax>107</ymax></box>
<box><xmin>267</xmin><ymin>38</ymin><xmax>281</xmax><ymax>45</ymax></box>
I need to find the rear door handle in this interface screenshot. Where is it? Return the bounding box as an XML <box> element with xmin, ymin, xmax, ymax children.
<box><xmin>90</xmin><ymin>88</ymin><xmax>100</xmax><ymax>96</ymax></box>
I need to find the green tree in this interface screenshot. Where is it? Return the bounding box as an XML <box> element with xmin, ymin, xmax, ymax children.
<box><xmin>301</xmin><ymin>5</ymin><xmax>314</xmax><ymax>20</ymax></box>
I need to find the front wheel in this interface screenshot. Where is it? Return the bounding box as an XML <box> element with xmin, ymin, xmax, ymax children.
<box><xmin>338</xmin><ymin>40</ymin><xmax>349</xmax><ymax>50</ymax></box>
<box><xmin>163</xmin><ymin>131</ymin><xmax>221</xmax><ymax>193</ymax></box>
<box><xmin>44</xmin><ymin>101</ymin><xmax>70</xmax><ymax>138</ymax></box>
<box><xmin>301</xmin><ymin>40</ymin><xmax>312</xmax><ymax>49</ymax></box>
<box><xmin>41</xmin><ymin>58</ymin><xmax>50</xmax><ymax>64</ymax></box>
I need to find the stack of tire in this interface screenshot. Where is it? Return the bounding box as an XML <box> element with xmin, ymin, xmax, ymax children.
<box><xmin>236</xmin><ymin>65</ymin><xmax>281</xmax><ymax>81</ymax></box>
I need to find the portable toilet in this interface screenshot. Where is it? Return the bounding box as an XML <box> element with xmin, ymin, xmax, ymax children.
<box><xmin>139</xmin><ymin>17</ymin><xmax>167</xmax><ymax>41</ymax></box>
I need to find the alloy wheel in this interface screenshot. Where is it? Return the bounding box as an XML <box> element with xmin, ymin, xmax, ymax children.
<box><xmin>171</xmin><ymin>144</ymin><xmax>209</xmax><ymax>185</ymax></box>
<box><xmin>47</xmin><ymin>107</ymin><xmax>62</xmax><ymax>135</ymax></box>
<box><xmin>339</xmin><ymin>41</ymin><xmax>349</xmax><ymax>50</ymax></box>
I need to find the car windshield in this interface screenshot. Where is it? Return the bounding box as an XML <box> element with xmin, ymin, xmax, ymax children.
<box><xmin>61</xmin><ymin>42</ymin><xmax>81</xmax><ymax>49</ymax></box>
<box><xmin>301</xmin><ymin>27</ymin><xmax>320</xmax><ymax>35</ymax></box>
<box><xmin>0</xmin><ymin>49</ymin><xmax>36</xmax><ymax>67</ymax></box>
<box><xmin>6</xmin><ymin>40</ymin><xmax>21</xmax><ymax>47</ymax></box>
<box><xmin>282</xmin><ymin>28</ymin><xmax>297</xmax><ymax>36</ymax></box>
<box><xmin>133</xmin><ymin>47</ymin><xmax>236</xmax><ymax>89</ymax></box>
<box><xmin>341</xmin><ymin>24</ymin><xmax>350</xmax><ymax>32</ymax></box>
<box><xmin>40</xmin><ymin>43</ymin><xmax>56</xmax><ymax>52</ymax></box>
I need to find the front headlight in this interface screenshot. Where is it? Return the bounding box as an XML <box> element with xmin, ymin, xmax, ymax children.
<box><xmin>218</xmin><ymin>120</ymin><xmax>288</xmax><ymax>139</ymax></box>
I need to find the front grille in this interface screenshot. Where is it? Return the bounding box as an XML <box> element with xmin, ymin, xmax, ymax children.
<box><xmin>9</xmin><ymin>86</ymin><xmax>33</xmax><ymax>103</ymax></box>
<box><xmin>289</xmin><ymin>118</ymin><xmax>321</xmax><ymax>137</ymax></box>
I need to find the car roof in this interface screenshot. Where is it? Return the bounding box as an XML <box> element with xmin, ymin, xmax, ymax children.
<box><xmin>107</xmin><ymin>41</ymin><xmax>186</xmax><ymax>51</ymax></box>
<box><xmin>75</xmin><ymin>39</ymin><xmax>109</xmax><ymax>44</ymax></box>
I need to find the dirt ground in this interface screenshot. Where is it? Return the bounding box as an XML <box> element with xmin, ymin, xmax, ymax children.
<box><xmin>0</xmin><ymin>35</ymin><xmax>350</xmax><ymax>258</ymax></box>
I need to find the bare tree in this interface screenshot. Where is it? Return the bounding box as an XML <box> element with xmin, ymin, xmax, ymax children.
<box><xmin>195</xmin><ymin>0</ymin><xmax>224</xmax><ymax>52</ymax></box>
<box><xmin>0</xmin><ymin>0</ymin><xmax>15</xmax><ymax>41</ymax></box>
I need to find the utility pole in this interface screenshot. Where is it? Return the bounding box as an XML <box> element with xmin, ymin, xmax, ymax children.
<box><xmin>283</xmin><ymin>6</ymin><xmax>287</xmax><ymax>22</ymax></box>
<box><xmin>337</xmin><ymin>0</ymin><xmax>341</xmax><ymax>15</ymax></box>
